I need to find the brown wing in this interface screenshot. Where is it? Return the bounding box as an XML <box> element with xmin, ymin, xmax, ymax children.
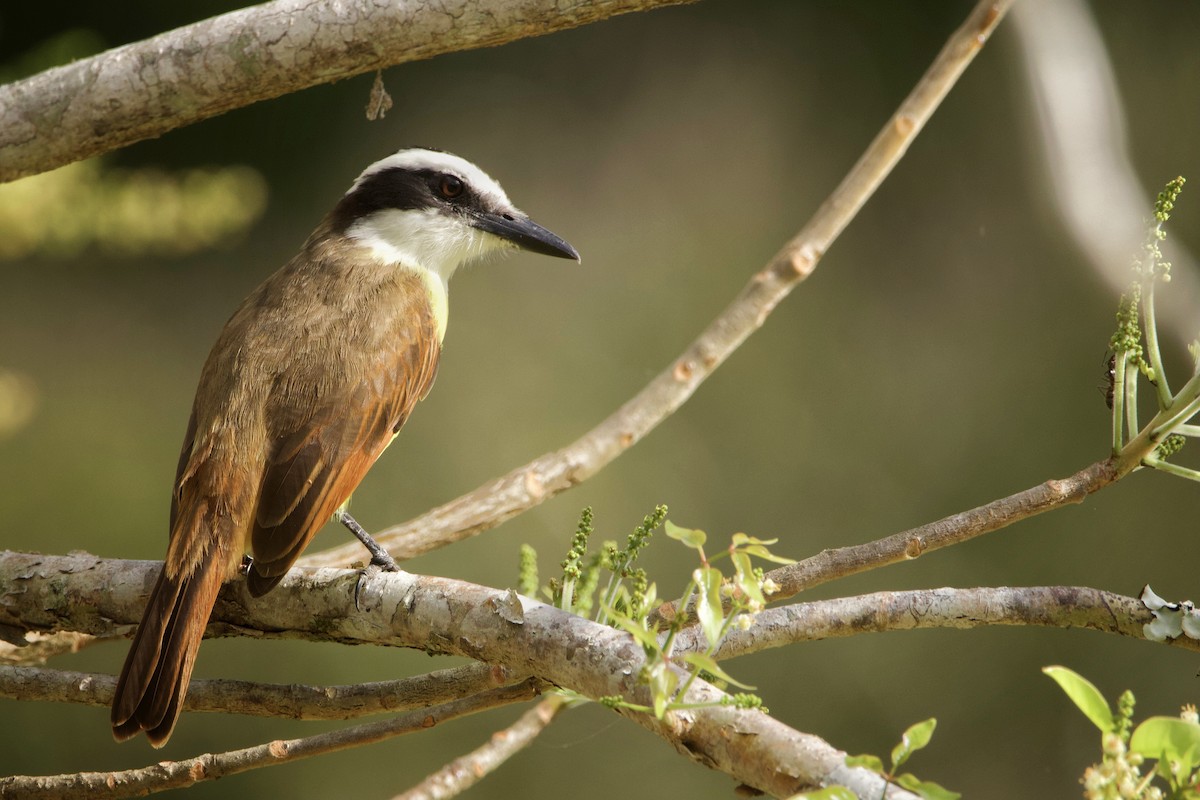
<box><xmin>168</xmin><ymin>410</ymin><xmax>199</xmax><ymax>532</ymax></box>
<box><xmin>245</xmin><ymin>327</ymin><xmax>440</xmax><ymax>596</ymax></box>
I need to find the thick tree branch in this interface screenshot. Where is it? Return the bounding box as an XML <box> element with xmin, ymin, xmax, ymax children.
<box><xmin>11</xmin><ymin>581</ymin><xmax>1182</xmax><ymax>722</ymax></box>
<box><xmin>302</xmin><ymin>0</ymin><xmax>1014</xmax><ymax>571</ymax></box>
<box><xmin>0</xmin><ymin>0</ymin><xmax>693</xmax><ymax>183</ymax></box>
<box><xmin>0</xmin><ymin>552</ymin><xmax>907</xmax><ymax>799</ymax></box>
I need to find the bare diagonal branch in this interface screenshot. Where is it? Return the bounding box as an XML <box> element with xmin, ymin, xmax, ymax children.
<box><xmin>763</xmin><ymin>461</ymin><xmax>1115</xmax><ymax>602</ymax></box>
<box><xmin>653</xmin><ymin>461</ymin><xmax>1113</xmax><ymax>626</ymax></box>
<box><xmin>395</xmin><ymin>695</ymin><xmax>567</xmax><ymax>800</ymax></box>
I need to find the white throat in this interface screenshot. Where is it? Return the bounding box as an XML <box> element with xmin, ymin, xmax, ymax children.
<box><xmin>345</xmin><ymin>208</ymin><xmax>509</xmax><ymax>343</ymax></box>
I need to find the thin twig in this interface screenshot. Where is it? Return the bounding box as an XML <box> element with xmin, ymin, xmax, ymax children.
<box><xmin>652</xmin><ymin>452</ymin><xmax>1164</xmax><ymax>628</ymax></box>
<box><xmin>762</xmin><ymin>460</ymin><xmax>1116</xmax><ymax>602</ymax></box>
<box><xmin>669</xmin><ymin>586</ymin><xmax>1197</xmax><ymax>659</ymax></box>
<box><xmin>0</xmin><ymin>631</ymin><xmax>104</xmax><ymax>666</ymax></box>
<box><xmin>0</xmin><ymin>680</ymin><xmax>544</xmax><ymax>800</ymax></box>
<box><xmin>302</xmin><ymin>0</ymin><xmax>1015</xmax><ymax>572</ymax></box>
<box><xmin>0</xmin><ymin>662</ymin><xmax>526</xmax><ymax>720</ymax></box>
<box><xmin>394</xmin><ymin>695</ymin><xmax>568</xmax><ymax>800</ymax></box>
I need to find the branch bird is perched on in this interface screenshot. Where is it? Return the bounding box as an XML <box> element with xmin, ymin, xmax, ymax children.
<box><xmin>111</xmin><ymin>147</ymin><xmax>579</xmax><ymax>746</ymax></box>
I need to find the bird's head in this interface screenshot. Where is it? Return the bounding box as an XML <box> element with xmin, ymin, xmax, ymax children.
<box><xmin>329</xmin><ymin>148</ymin><xmax>579</xmax><ymax>284</ymax></box>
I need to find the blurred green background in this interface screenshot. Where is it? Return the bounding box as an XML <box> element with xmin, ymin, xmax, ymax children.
<box><xmin>4</xmin><ymin>1</ymin><xmax>1200</xmax><ymax>796</ymax></box>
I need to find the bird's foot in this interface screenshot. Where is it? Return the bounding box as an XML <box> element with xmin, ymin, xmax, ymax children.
<box><xmin>336</xmin><ymin>509</ymin><xmax>400</xmax><ymax>572</ymax></box>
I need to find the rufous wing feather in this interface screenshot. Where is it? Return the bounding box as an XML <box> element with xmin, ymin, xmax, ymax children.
<box><xmin>246</xmin><ymin>328</ymin><xmax>439</xmax><ymax>596</ymax></box>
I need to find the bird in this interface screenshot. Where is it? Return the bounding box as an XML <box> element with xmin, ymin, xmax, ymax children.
<box><xmin>110</xmin><ymin>147</ymin><xmax>579</xmax><ymax>747</ymax></box>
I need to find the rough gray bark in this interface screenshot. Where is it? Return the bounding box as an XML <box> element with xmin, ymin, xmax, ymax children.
<box><xmin>0</xmin><ymin>552</ymin><xmax>910</xmax><ymax>799</ymax></box>
<box><xmin>0</xmin><ymin>0</ymin><xmax>694</xmax><ymax>183</ymax></box>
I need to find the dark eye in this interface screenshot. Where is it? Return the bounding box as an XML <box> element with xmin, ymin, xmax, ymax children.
<box><xmin>438</xmin><ymin>175</ymin><xmax>464</xmax><ymax>200</ymax></box>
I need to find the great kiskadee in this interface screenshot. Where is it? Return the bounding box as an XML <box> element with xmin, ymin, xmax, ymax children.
<box><xmin>110</xmin><ymin>148</ymin><xmax>579</xmax><ymax>746</ymax></box>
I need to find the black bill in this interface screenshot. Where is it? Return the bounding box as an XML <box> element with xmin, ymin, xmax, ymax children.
<box><xmin>471</xmin><ymin>211</ymin><xmax>580</xmax><ymax>261</ymax></box>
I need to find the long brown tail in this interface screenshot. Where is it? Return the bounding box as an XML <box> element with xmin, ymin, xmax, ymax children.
<box><xmin>110</xmin><ymin>539</ymin><xmax>231</xmax><ymax>747</ymax></box>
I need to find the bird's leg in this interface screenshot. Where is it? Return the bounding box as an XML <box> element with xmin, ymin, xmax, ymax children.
<box><xmin>336</xmin><ymin>509</ymin><xmax>400</xmax><ymax>571</ymax></box>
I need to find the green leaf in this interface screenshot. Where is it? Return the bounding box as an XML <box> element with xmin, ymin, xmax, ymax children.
<box><xmin>607</xmin><ymin>610</ymin><xmax>661</xmax><ymax>653</ymax></box>
<box><xmin>1043</xmin><ymin>666</ymin><xmax>1115</xmax><ymax>733</ymax></box>
<box><xmin>646</xmin><ymin>661</ymin><xmax>678</xmax><ymax>719</ymax></box>
<box><xmin>731</xmin><ymin>551</ymin><xmax>766</xmax><ymax>609</ymax></box>
<box><xmin>681</xmin><ymin>652</ymin><xmax>756</xmax><ymax>690</ymax></box>
<box><xmin>1130</xmin><ymin>716</ymin><xmax>1200</xmax><ymax>769</ymax></box>
<box><xmin>891</xmin><ymin>718</ymin><xmax>937</xmax><ymax>768</ymax></box>
<box><xmin>742</xmin><ymin>545</ymin><xmax>796</xmax><ymax>564</ymax></box>
<box><xmin>641</xmin><ymin>582</ymin><xmax>658</xmax><ymax>614</ymax></box>
<box><xmin>665</xmin><ymin>520</ymin><xmax>706</xmax><ymax>550</ymax></box>
<box><xmin>844</xmin><ymin>754</ymin><xmax>885</xmax><ymax>773</ymax></box>
<box><xmin>731</xmin><ymin>533</ymin><xmax>779</xmax><ymax>546</ymax></box>
<box><xmin>695</xmin><ymin>565</ymin><xmax>725</xmax><ymax>648</ymax></box>
<box><xmin>786</xmin><ymin>787</ymin><xmax>858</xmax><ymax>800</ymax></box>
<box><xmin>731</xmin><ymin>533</ymin><xmax>795</xmax><ymax>564</ymax></box>
<box><xmin>896</xmin><ymin>773</ymin><xmax>962</xmax><ymax>800</ymax></box>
